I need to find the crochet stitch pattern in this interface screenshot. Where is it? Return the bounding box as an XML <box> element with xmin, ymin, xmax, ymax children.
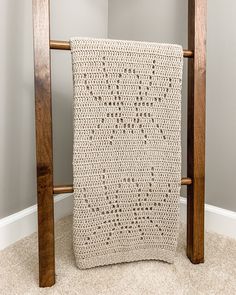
<box><xmin>71</xmin><ymin>38</ymin><xmax>183</xmax><ymax>269</ymax></box>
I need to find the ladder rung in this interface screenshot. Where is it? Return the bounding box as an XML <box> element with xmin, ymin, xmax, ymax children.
<box><xmin>50</xmin><ymin>40</ymin><xmax>194</xmax><ymax>58</ymax></box>
<box><xmin>53</xmin><ymin>177</ymin><xmax>192</xmax><ymax>195</ymax></box>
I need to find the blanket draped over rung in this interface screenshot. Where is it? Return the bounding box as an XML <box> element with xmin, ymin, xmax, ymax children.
<box><xmin>71</xmin><ymin>38</ymin><xmax>183</xmax><ymax>269</ymax></box>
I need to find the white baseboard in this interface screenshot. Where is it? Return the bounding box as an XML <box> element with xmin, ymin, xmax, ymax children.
<box><xmin>0</xmin><ymin>194</ymin><xmax>73</xmax><ymax>250</ymax></box>
<box><xmin>0</xmin><ymin>194</ymin><xmax>235</xmax><ymax>250</ymax></box>
<box><xmin>180</xmin><ymin>197</ymin><xmax>236</xmax><ymax>239</ymax></box>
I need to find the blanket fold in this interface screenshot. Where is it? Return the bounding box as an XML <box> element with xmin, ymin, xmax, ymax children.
<box><xmin>71</xmin><ymin>38</ymin><xmax>183</xmax><ymax>269</ymax></box>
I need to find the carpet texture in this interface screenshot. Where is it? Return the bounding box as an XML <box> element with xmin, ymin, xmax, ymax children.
<box><xmin>0</xmin><ymin>215</ymin><xmax>235</xmax><ymax>295</ymax></box>
<box><xmin>71</xmin><ymin>38</ymin><xmax>183</xmax><ymax>268</ymax></box>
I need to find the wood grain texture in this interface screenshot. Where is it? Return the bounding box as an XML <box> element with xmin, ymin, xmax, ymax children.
<box><xmin>187</xmin><ymin>0</ymin><xmax>206</xmax><ymax>264</ymax></box>
<box><xmin>31</xmin><ymin>0</ymin><xmax>206</xmax><ymax>286</ymax></box>
<box><xmin>32</xmin><ymin>0</ymin><xmax>55</xmax><ymax>287</ymax></box>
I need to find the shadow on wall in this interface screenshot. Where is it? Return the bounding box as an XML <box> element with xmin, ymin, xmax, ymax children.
<box><xmin>51</xmin><ymin>52</ymin><xmax>73</xmax><ymax>186</ymax></box>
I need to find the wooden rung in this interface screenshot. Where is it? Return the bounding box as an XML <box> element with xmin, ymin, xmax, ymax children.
<box><xmin>50</xmin><ymin>40</ymin><xmax>70</xmax><ymax>50</ymax></box>
<box><xmin>53</xmin><ymin>185</ymin><xmax>73</xmax><ymax>194</ymax></box>
<box><xmin>49</xmin><ymin>40</ymin><xmax>194</xmax><ymax>58</ymax></box>
<box><xmin>53</xmin><ymin>177</ymin><xmax>192</xmax><ymax>195</ymax></box>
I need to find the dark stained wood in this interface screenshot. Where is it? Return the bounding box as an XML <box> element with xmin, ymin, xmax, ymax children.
<box><xmin>49</xmin><ymin>40</ymin><xmax>194</xmax><ymax>58</ymax></box>
<box><xmin>50</xmin><ymin>40</ymin><xmax>71</xmax><ymax>50</ymax></box>
<box><xmin>183</xmin><ymin>50</ymin><xmax>194</xmax><ymax>58</ymax></box>
<box><xmin>53</xmin><ymin>177</ymin><xmax>193</xmax><ymax>195</ymax></box>
<box><xmin>32</xmin><ymin>0</ymin><xmax>206</xmax><ymax>287</ymax></box>
<box><xmin>187</xmin><ymin>0</ymin><xmax>206</xmax><ymax>264</ymax></box>
<box><xmin>53</xmin><ymin>184</ymin><xmax>73</xmax><ymax>194</ymax></box>
<box><xmin>32</xmin><ymin>0</ymin><xmax>55</xmax><ymax>287</ymax></box>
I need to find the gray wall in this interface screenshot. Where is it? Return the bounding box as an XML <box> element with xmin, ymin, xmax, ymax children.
<box><xmin>0</xmin><ymin>1</ymin><xmax>35</xmax><ymax>219</ymax></box>
<box><xmin>205</xmin><ymin>0</ymin><xmax>236</xmax><ymax>211</ymax></box>
<box><xmin>1</xmin><ymin>0</ymin><xmax>235</xmax><ymax>219</ymax></box>
<box><xmin>0</xmin><ymin>0</ymin><xmax>108</xmax><ymax>219</ymax></box>
<box><xmin>108</xmin><ymin>0</ymin><xmax>236</xmax><ymax>211</ymax></box>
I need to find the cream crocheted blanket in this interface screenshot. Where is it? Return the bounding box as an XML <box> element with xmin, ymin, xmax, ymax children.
<box><xmin>71</xmin><ymin>38</ymin><xmax>183</xmax><ymax>269</ymax></box>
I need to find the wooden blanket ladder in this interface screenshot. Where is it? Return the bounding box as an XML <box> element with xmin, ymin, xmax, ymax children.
<box><xmin>32</xmin><ymin>0</ymin><xmax>206</xmax><ymax>287</ymax></box>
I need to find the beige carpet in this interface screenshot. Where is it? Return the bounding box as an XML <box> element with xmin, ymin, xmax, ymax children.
<box><xmin>0</xmin><ymin>216</ymin><xmax>236</xmax><ymax>295</ymax></box>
